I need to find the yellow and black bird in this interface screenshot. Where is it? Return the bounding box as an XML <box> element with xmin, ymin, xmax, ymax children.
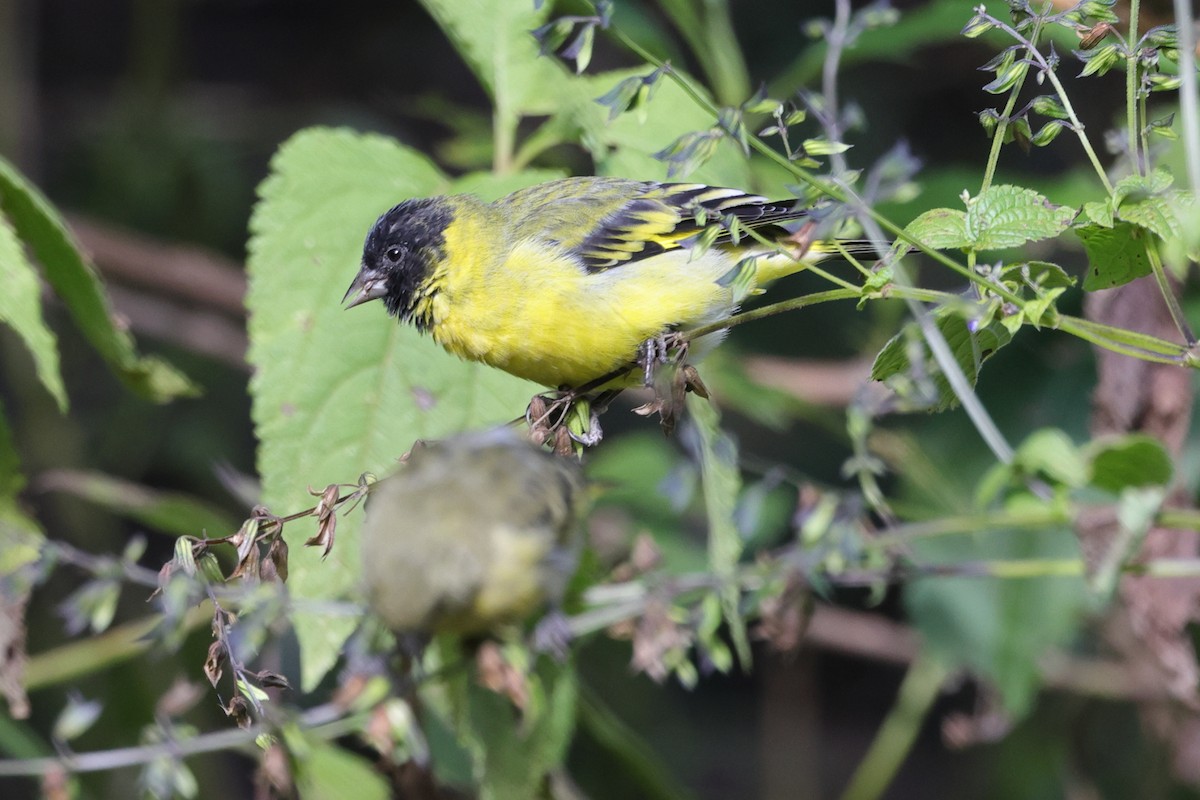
<box><xmin>343</xmin><ymin>176</ymin><xmax>833</xmax><ymax>390</ymax></box>
<box><xmin>361</xmin><ymin>427</ymin><xmax>585</xmax><ymax>636</ymax></box>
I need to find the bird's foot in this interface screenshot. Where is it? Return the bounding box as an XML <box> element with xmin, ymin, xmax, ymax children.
<box><xmin>531</xmin><ymin>610</ymin><xmax>574</xmax><ymax>662</ymax></box>
<box><xmin>637</xmin><ymin>332</ymin><xmax>688</xmax><ymax>387</ymax></box>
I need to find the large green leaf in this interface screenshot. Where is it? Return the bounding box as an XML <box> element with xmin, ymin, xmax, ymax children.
<box><xmin>904</xmin><ymin>495</ymin><xmax>1086</xmax><ymax>715</ymax></box>
<box><xmin>0</xmin><ymin>212</ymin><xmax>65</xmax><ymax>410</ymax></box>
<box><xmin>246</xmin><ymin>128</ymin><xmax>540</xmax><ymax>689</ymax></box>
<box><xmin>0</xmin><ymin>156</ymin><xmax>194</xmax><ymax>403</ymax></box>
<box><xmin>417</xmin><ymin>0</ymin><xmax>570</xmax><ymax>117</ymax></box>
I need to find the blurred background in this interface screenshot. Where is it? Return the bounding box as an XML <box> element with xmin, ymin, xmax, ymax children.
<box><xmin>2</xmin><ymin>0</ymin><xmax>1197</xmax><ymax>798</ymax></box>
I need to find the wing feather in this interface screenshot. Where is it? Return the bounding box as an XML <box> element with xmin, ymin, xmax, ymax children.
<box><xmin>573</xmin><ymin>182</ymin><xmax>808</xmax><ymax>272</ymax></box>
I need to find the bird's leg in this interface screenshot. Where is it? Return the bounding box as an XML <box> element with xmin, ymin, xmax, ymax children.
<box><xmin>636</xmin><ymin>331</ymin><xmax>688</xmax><ymax>387</ymax></box>
<box><xmin>530</xmin><ymin>610</ymin><xmax>573</xmax><ymax>661</ymax></box>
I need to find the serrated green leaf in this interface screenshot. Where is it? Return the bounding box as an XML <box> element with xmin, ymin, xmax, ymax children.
<box><xmin>0</xmin><ymin>156</ymin><xmax>194</xmax><ymax>403</ymax></box>
<box><xmin>871</xmin><ymin>310</ymin><xmax>1013</xmax><ymax>412</ymax></box>
<box><xmin>0</xmin><ymin>212</ymin><xmax>65</xmax><ymax>410</ymax></box>
<box><xmin>903</xmin><ymin>207</ymin><xmax>970</xmax><ymax>250</ymax></box>
<box><xmin>685</xmin><ymin>395</ymin><xmax>750</xmax><ymax>669</ymax></box>
<box><xmin>966</xmin><ymin>185</ymin><xmax>1075</xmax><ymax>250</ymax></box>
<box><xmin>1077</xmin><ymin>222</ymin><xmax>1152</xmax><ymax>290</ymax></box>
<box><xmin>1081</xmin><ymin>199</ymin><xmax>1114</xmax><ymax>228</ymax></box>
<box><xmin>1086</xmin><ymin>434</ymin><xmax>1174</xmax><ymax>493</ymax></box>
<box><xmin>1112</xmin><ymin>170</ymin><xmax>1183</xmax><ymax>241</ymax></box>
<box><xmin>246</xmin><ymin>128</ymin><xmax>539</xmax><ymax>690</ymax></box>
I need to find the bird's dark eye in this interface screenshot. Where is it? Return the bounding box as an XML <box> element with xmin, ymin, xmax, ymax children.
<box><xmin>385</xmin><ymin>246</ymin><xmax>404</xmax><ymax>263</ymax></box>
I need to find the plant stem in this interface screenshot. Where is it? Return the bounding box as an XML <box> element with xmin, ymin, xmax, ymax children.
<box><xmin>0</xmin><ymin>703</ymin><xmax>358</xmax><ymax>777</ymax></box>
<box><xmin>1172</xmin><ymin>0</ymin><xmax>1200</xmax><ymax>193</ymax></box>
<box><xmin>839</xmin><ymin>652</ymin><xmax>948</xmax><ymax>800</ymax></box>
<box><xmin>682</xmin><ymin>288</ymin><xmax>859</xmax><ymax>342</ymax></box>
<box><xmin>1126</xmin><ymin>0</ymin><xmax>1143</xmax><ymax>175</ymax></box>
<box><xmin>1145</xmin><ymin>236</ymin><xmax>1196</xmax><ymax>345</ymax></box>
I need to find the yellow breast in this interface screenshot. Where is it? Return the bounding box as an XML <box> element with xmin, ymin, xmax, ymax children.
<box><xmin>427</xmin><ymin>220</ymin><xmax>742</xmax><ymax>388</ymax></box>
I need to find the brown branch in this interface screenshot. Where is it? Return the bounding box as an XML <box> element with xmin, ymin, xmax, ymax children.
<box><xmin>105</xmin><ymin>285</ymin><xmax>248</xmax><ymax>369</ymax></box>
<box><xmin>67</xmin><ymin>214</ymin><xmax>247</xmax><ymax>316</ymax></box>
<box><xmin>742</xmin><ymin>355</ymin><xmax>872</xmax><ymax>407</ymax></box>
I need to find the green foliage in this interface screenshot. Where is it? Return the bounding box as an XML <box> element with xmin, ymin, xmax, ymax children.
<box><xmin>8</xmin><ymin>0</ymin><xmax>1200</xmax><ymax>797</ymax></box>
<box><xmin>871</xmin><ymin>313</ymin><xmax>1013</xmax><ymax>412</ymax></box>
<box><xmin>0</xmin><ymin>156</ymin><xmax>196</xmax><ymax>403</ymax></box>
<box><xmin>903</xmin><ymin>185</ymin><xmax>1074</xmax><ymax>253</ymax></box>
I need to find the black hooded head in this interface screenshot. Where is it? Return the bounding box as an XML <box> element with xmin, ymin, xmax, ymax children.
<box><xmin>343</xmin><ymin>197</ymin><xmax>454</xmax><ymax>327</ymax></box>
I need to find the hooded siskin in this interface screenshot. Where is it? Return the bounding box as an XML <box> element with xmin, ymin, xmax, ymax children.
<box><xmin>344</xmin><ymin>176</ymin><xmax>825</xmax><ymax>389</ymax></box>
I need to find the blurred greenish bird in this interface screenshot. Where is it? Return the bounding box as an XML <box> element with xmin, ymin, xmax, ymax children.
<box><xmin>361</xmin><ymin>428</ymin><xmax>585</xmax><ymax>635</ymax></box>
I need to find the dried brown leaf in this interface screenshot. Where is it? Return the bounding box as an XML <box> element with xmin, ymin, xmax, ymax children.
<box><xmin>204</xmin><ymin>640</ymin><xmax>226</xmax><ymax>687</ymax></box>
<box><xmin>476</xmin><ymin>641</ymin><xmax>529</xmax><ymax>710</ymax></box>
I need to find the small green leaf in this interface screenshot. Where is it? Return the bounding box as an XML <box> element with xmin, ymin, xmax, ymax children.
<box><xmin>52</xmin><ymin>693</ymin><xmax>103</xmax><ymax>742</ymax></box>
<box><xmin>1013</xmin><ymin>428</ymin><xmax>1088</xmax><ymax>489</ymax></box>
<box><xmin>652</xmin><ymin>129</ymin><xmax>724</xmax><ymax>179</ymax></box>
<box><xmin>1030</xmin><ymin>120</ymin><xmax>1070</xmax><ymax>147</ymax></box>
<box><xmin>1112</xmin><ymin>170</ymin><xmax>1184</xmax><ymax>241</ymax></box>
<box><xmin>1001</xmin><ymin>260</ymin><xmax>1076</xmax><ymax>290</ymax></box>
<box><xmin>717</xmin><ymin>257</ymin><xmax>759</xmax><ymax>305</ymax></box>
<box><xmin>1081</xmin><ymin>199</ymin><xmax>1114</xmax><ymax>228</ymax></box>
<box><xmin>1087</xmin><ymin>434</ymin><xmax>1174</xmax><ymax>493</ymax></box>
<box><xmin>903</xmin><ymin>207</ymin><xmax>970</xmax><ymax>250</ymax></box>
<box><xmin>871</xmin><ymin>310</ymin><xmax>1013</xmax><ymax>412</ymax></box>
<box><xmin>1077</xmin><ymin>222</ymin><xmax>1152</xmax><ymax>290</ymax></box>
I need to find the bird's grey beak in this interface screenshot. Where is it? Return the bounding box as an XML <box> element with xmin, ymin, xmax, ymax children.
<box><xmin>342</xmin><ymin>269</ymin><xmax>388</xmax><ymax>309</ymax></box>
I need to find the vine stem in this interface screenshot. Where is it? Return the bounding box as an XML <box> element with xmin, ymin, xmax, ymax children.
<box><xmin>0</xmin><ymin>704</ymin><xmax>360</xmax><ymax>777</ymax></box>
<box><xmin>1126</xmin><ymin>0</ymin><xmax>1142</xmax><ymax>175</ymax></box>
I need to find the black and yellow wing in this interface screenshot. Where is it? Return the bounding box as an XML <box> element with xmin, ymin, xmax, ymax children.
<box><xmin>498</xmin><ymin>177</ymin><xmax>810</xmax><ymax>273</ymax></box>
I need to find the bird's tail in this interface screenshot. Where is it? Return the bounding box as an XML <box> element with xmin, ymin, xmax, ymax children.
<box><xmin>754</xmin><ymin>224</ymin><xmax>893</xmax><ymax>285</ymax></box>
